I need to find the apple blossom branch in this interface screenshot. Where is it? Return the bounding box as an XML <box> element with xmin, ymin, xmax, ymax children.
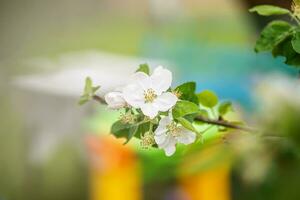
<box><xmin>92</xmin><ymin>95</ymin><xmax>255</xmax><ymax>133</ymax></box>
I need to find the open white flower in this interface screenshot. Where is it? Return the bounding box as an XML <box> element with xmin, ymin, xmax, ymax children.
<box><xmin>104</xmin><ymin>91</ymin><xmax>127</xmax><ymax>109</ymax></box>
<box><xmin>122</xmin><ymin>66</ymin><xmax>178</xmax><ymax>119</ymax></box>
<box><xmin>154</xmin><ymin>115</ymin><xmax>196</xmax><ymax>156</ymax></box>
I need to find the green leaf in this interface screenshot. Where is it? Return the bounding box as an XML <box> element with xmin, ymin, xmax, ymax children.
<box><xmin>218</xmin><ymin>101</ymin><xmax>233</xmax><ymax>116</ymax></box>
<box><xmin>111</xmin><ymin>120</ymin><xmax>152</xmax><ymax>143</ymax></box>
<box><xmin>249</xmin><ymin>5</ymin><xmax>290</xmax><ymax>16</ymax></box>
<box><xmin>84</xmin><ymin>77</ymin><xmax>93</xmax><ymax>94</ymax></box>
<box><xmin>135</xmin><ymin>122</ymin><xmax>150</xmax><ymax>139</ymax></box>
<box><xmin>172</xmin><ymin>100</ymin><xmax>199</xmax><ymax>119</ymax></box>
<box><xmin>255</xmin><ymin>20</ymin><xmax>293</xmax><ymax>52</ymax></box>
<box><xmin>175</xmin><ymin>82</ymin><xmax>199</xmax><ymax>105</ymax></box>
<box><xmin>177</xmin><ymin>117</ymin><xmax>197</xmax><ymax>132</ymax></box>
<box><xmin>273</xmin><ymin>38</ymin><xmax>300</xmax><ymax>67</ymax></box>
<box><xmin>92</xmin><ymin>85</ymin><xmax>100</xmax><ymax>93</ymax></box>
<box><xmin>292</xmin><ymin>30</ymin><xmax>300</xmax><ymax>54</ymax></box>
<box><xmin>111</xmin><ymin>120</ymin><xmax>138</xmax><ymax>143</ymax></box>
<box><xmin>201</xmin><ymin>126</ymin><xmax>221</xmax><ymax>142</ymax></box>
<box><xmin>79</xmin><ymin>77</ymin><xmax>100</xmax><ymax>105</ymax></box>
<box><xmin>191</xmin><ymin>109</ymin><xmax>210</xmax><ymax>125</ymax></box>
<box><xmin>198</xmin><ymin>109</ymin><xmax>209</xmax><ymax>118</ymax></box>
<box><xmin>136</xmin><ymin>63</ymin><xmax>150</xmax><ymax>75</ymax></box>
<box><xmin>78</xmin><ymin>95</ymin><xmax>89</xmax><ymax>105</ymax></box>
<box><xmin>197</xmin><ymin>90</ymin><xmax>218</xmax><ymax>108</ymax></box>
<box><xmin>126</xmin><ymin>126</ymin><xmax>139</xmax><ymax>144</ymax></box>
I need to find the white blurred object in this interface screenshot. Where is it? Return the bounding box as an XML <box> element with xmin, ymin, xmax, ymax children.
<box><xmin>14</xmin><ymin>51</ymin><xmax>170</xmax><ymax>97</ymax></box>
<box><xmin>149</xmin><ymin>0</ymin><xmax>183</xmax><ymax>21</ymax></box>
<box><xmin>255</xmin><ymin>73</ymin><xmax>300</xmax><ymax>111</ymax></box>
<box><xmin>12</xmin><ymin>51</ymin><xmax>171</xmax><ymax>163</ymax></box>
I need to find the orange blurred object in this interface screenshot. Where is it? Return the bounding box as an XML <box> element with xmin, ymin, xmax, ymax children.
<box><xmin>86</xmin><ymin>135</ymin><xmax>141</xmax><ymax>200</ymax></box>
<box><xmin>179</xmin><ymin>145</ymin><xmax>231</xmax><ymax>200</ymax></box>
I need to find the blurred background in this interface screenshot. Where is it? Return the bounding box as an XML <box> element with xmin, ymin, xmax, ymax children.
<box><xmin>0</xmin><ymin>0</ymin><xmax>300</xmax><ymax>200</ymax></box>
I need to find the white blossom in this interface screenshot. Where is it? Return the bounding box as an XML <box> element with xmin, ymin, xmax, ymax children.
<box><xmin>122</xmin><ymin>66</ymin><xmax>178</xmax><ymax>119</ymax></box>
<box><xmin>104</xmin><ymin>91</ymin><xmax>127</xmax><ymax>109</ymax></box>
<box><xmin>154</xmin><ymin>115</ymin><xmax>196</xmax><ymax>156</ymax></box>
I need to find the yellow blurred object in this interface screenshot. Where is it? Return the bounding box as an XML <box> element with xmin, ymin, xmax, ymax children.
<box><xmin>179</xmin><ymin>144</ymin><xmax>231</xmax><ymax>200</ymax></box>
<box><xmin>86</xmin><ymin>135</ymin><xmax>141</xmax><ymax>200</ymax></box>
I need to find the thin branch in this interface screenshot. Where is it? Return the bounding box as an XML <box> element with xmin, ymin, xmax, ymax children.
<box><xmin>92</xmin><ymin>95</ymin><xmax>106</xmax><ymax>104</ymax></box>
<box><xmin>92</xmin><ymin>95</ymin><xmax>256</xmax><ymax>132</ymax></box>
<box><xmin>195</xmin><ymin>115</ymin><xmax>255</xmax><ymax>132</ymax></box>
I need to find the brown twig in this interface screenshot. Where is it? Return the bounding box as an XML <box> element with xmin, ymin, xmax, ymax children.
<box><xmin>92</xmin><ymin>95</ymin><xmax>255</xmax><ymax>132</ymax></box>
<box><xmin>195</xmin><ymin>115</ymin><xmax>255</xmax><ymax>132</ymax></box>
<box><xmin>92</xmin><ymin>95</ymin><xmax>106</xmax><ymax>104</ymax></box>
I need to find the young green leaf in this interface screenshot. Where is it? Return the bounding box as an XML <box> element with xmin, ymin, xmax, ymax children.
<box><xmin>190</xmin><ymin>109</ymin><xmax>210</xmax><ymax>125</ymax></box>
<box><xmin>255</xmin><ymin>20</ymin><xmax>293</xmax><ymax>52</ymax></box>
<box><xmin>111</xmin><ymin>120</ymin><xmax>138</xmax><ymax>143</ymax></box>
<box><xmin>126</xmin><ymin>126</ymin><xmax>139</xmax><ymax>144</ymax></box>
<box><xmin>177</xmin><ymin>117</ymin><xmax>197</xmax><ymax>132</ymax></box>
<box><xmin>136</xmin><ymin>63</ymin><xmax>150</xmax><ymax>75</ymax></box>
<box><xmin>292</xmin><ymin>30</ymin><xmax>300</xmax><ymax>54</ymax></box>
<box><xmin>183</xmin><ymin>109</ymin><xmax>208</xmax><ymax>123</ymax></box>
<box><xmin>84</xmin><ymin>77</ymin><xmax>93</xmax><ymax>94</ymax></box>
<box><xmin>273</xmin><ymin>38</ymin><xmax>300</xmax><ymax>67</ymax></box>
<box><xmin>218</xmin><ymin>101</ymin><xmax>233</xmax><ymax>116</ymax></box>
<box><xmin>249</xmin><ymin>5</ymin><xmax>290</xmax><ymax>16</ymax></box>
<box><xmin>78</xmin><ymin>96</ymin><xmax>89</xmax><ymax>105</ymax></box>
<box><xmin>172</xmin><ymin>100</ymin><xmax>199</xmax><ymax>119</ymax></box>
<box><xmin>198</xmin><ymin>109</ymin><xmax>209</xmax><ymax>118</ymax></box>
<box><xmin>175</xmin><ymin>82</ymin><xmax>199</xmax><ymax>105</ymax></box>
<box><xmin>134</xmin><ymin>122</ymin><xmax>150</xmax><ymax>139</ymax></box>
<box><xmin>92</xmin><ymin>85</ymin><xmax>101</xmax><ymax>93</ymax></box>
<box><xmin>201</xmin><ymin>126</ymin><xmax>220</xmax><ymax>143</ymax></box>
<box><xmin>79</xmin><ymin>77</ymin><xmax>100</xmax><ymax>105</ymax></box>
<box><xmin>197</xmin><ymin>90</ymin><xmax>218</xmax><ymax>108</ymax></box>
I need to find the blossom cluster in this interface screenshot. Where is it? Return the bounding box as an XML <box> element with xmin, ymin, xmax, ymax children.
<box><xmin>80</xmin><ymin>64</ymin><xmax>234</xmax><ymax>156</ymax></box>
<box><xmin>104</xmin><ymin>66</ymin><xmax>196</xmax><ymax>156</ymax></box>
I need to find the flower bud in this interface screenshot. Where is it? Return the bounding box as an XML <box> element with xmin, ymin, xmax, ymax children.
<box><xmin>104</xmin><ymin>92</ymin><xmax>127</xmax><ymax>109</ymax></box>
<box><xmin>140</xmin><ymin>132</ymin><xmax>155</xmax><ymax>149</ymax></box>
<box><xmin>120</xmin><ymin>112</ymin><xmax>136</xmax><ymax>124</ymax></box>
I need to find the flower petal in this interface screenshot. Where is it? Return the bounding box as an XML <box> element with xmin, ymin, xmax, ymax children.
<box><xmin>176</xmin><ymin>127</ymin><xmax>196</xmax><ymax>145</ymax></box>
<box><xmin>153</xmin><ymin>92</ymin><xmax>178</xmax><ymax>112</ymax></box>
<box><xmin>122</xmin><ymin>83</ymin><xmax>144</xmax><ymax>107</ymax></box>
<box><xmin>154</xmin><ymin>125</ymin><xmax>167</xmax><ymax>136</ymax></box>
<box><xmin>159</xmin><ymin>116</ymin><xmax>172</xmax><ymax>128</ymax></box>
<box><xmin>104</xmin><ymin>91</ymin><xmax>126</xmax><ymax>109</ymax></box>
<box><xmin>140</xmin><ymin>103</ymin><xmax>158</xmax><ymax>119</ymax></box>
<box><xmin>159</xmin><ymin>135</ymin><xmax>177</xmax><ymax>156</ymax></box>
<box><xmin>151</xmin><ymin>66</ymin><xmax>172</xmax><ymax>95</ymax></box>
<box><xmin>132</xmin><ymin>72</ymin><xmax>152</xmax><ymax>91</ymax></box>
<box><xmin>154</xmin><ymin>133</ymin><xmax>167</xmax><ymax>145</ymax></box>
<box><xmin>164</xmin><ymin>144</ymin><xmax>176</xmax><ymax>156</ymax></box>
<box><xmin>154</xmin><ymin>116</ymin><xmax>172</xmax><ymax>137</ymax></box>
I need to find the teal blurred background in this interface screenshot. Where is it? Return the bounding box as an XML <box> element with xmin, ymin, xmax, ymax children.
<box><xmin>1</xmin><ymin>0</ymin><xmax>300</xmax><ymax>200</ymax></box>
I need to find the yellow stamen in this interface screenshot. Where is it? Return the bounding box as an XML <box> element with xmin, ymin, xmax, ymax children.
<box><xmin>172</xmin><ymin>90</ymin><xmax>182</xmax><ymax>98</ymax></box>
<box><xmin>120</xmin><ymin>112</ymin><xmax>136</xmax><ymax>124</ymax></box>
<box><xmin>144</xmin><ymin>88</ymin><xmax>157</xmax><ymax>103</ymax></box>
<box><xmin>140</xmin><ymin>132</ymin><xmax>155</xmax><ymax>149</ymax></box>
<box><xmin>167</xmin><ymin>122</ymin><xmax>180</xmax><ymax>137</ymax></box>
